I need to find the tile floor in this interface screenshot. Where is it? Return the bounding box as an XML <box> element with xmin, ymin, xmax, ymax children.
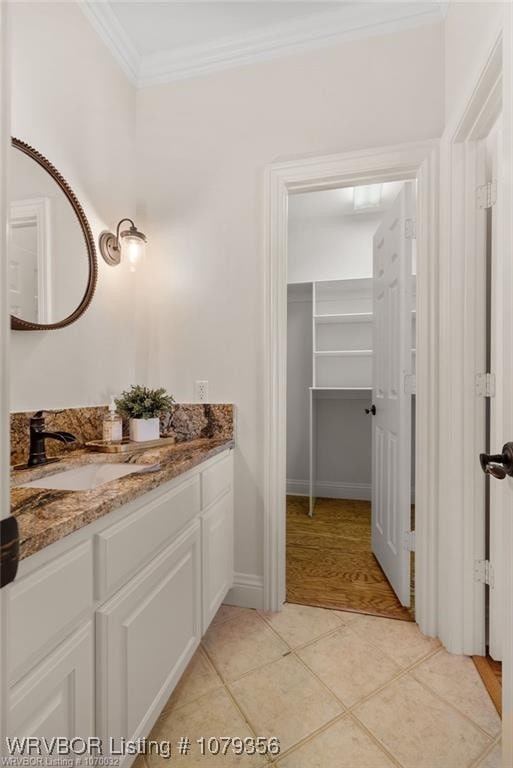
<box><xmin>140</xmin><ymin>604</ymin><xmax>502</xmax><ymax>768</ymax></box>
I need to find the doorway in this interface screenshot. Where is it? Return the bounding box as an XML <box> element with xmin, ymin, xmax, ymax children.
<box><xmin>262</xmin><ymin>142</ymin><xmax>439</xmax><ymax>639</ymax></box>
<box><xmin>285</xmin><ymin>180</ymin><xmax>416</xmax><ymax>621</ymax></box>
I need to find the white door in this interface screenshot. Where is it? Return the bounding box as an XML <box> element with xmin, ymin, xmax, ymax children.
<box><xmin>371</xmin><ymin>183</ymin><xmax>415</xmax><ymax>607</ymax></box>
<box><xmin>8</xmin><ymin>220</ymin><xmax>39</xmax><ymax>321</ymax></box>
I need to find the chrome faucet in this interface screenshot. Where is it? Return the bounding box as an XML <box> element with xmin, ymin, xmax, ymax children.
<box><xmin>28</xmin><ymin>411</ymin><xmax>77</xmax><ymax>467</ymax></box>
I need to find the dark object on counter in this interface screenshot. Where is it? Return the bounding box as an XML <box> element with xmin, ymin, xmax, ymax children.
<box><xmin>27</xmin><ymin>411</ymin><xmax>77</xmax><ymax>467</ymax></box>
<box><xmin>1</xmin><ymin>516</ymin><xmax>19</xmax><ymax>588</ymax></box>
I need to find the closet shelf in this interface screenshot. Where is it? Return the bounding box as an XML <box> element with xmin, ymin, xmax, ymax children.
<box><xmin>310</xmin><ymin>386</ymin><xmax>372</xmax><ymax>391</ymax></box>
<box><xmin>314</xmin><ymin>313</ymin><xmax>372</xmax><ymax>324</ymax></box>
<box><xmin>314</xmin><ymin>349</ymin><xmax>372</xmax><ymax>357</ymax></box>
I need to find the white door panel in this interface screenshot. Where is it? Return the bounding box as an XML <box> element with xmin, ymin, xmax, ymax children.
<box><xmin>372</xmin><ymin>183</ymin><xmax>414</xmax><ymax>607</ymax></box>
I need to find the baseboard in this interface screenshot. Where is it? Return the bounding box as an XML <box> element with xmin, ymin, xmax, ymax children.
<box><xmin>225</xmin><ymin>572</ymin><xmax>264</xmax><ymax>610</ymax></box>
<box><xmin>286</xmin><ymin>479</ymin><xmax>372</xmax><ymax>500</ymax></box>
<box><xmin>287</xmin><ymin>479</ymin><xmax>416</xmax><ymax>504</ymax></box>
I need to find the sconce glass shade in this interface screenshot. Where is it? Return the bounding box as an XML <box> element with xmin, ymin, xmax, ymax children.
<box><xmin>120</xmin><ymin>225</ymin><xmax>146</xmax><ymax>273</ymax></box>
<box><xmin>99</xmin><ymin>218</ymin><xmax>147</xmax><ymax>272</ymax></box>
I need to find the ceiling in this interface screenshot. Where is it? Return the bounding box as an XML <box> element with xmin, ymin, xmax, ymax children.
<box><xmin>288</xmin><ymin>181</ymin><xmax>406</xmax><ymax>220</ymax></box>
<box><xmin>80</xmin><ymin>1</ymin><xmax>447</xmax><ymax>87</ymax></box>
<box><xmin>108</xmin><ymin>3</ymin><xmax>346</xmax><ymax>57</ymax></box>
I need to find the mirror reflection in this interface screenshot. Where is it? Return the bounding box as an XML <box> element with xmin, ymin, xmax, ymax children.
<box><xmin>8</xmin><ymin>140</ymin><xmax>95</xmax><ymax>329</ymax></box>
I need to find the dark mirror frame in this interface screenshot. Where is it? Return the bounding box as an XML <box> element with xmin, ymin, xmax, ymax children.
<box><xmin>10</xmin><ymin>137</ymin><xmax>98</xmax><ymax>331</ymax></box>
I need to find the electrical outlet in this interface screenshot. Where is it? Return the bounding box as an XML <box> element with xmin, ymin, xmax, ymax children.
<box><xmin>195</xmin><ymin>380</ymin><xmax>209</xmax><ymax>403</ymax></box>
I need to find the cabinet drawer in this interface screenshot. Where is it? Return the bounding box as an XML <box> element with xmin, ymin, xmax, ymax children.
<box><xmin>201</xmin><ymin>452</ymin><xmax>233</xmax><ymax>508</ymax></box>
<box><xmin>95</xmin><ymin>474</ymin><xmax>200</xmax><ymax>600</ymax></box>
<box><xmin>9</xmin><ymin>541</ymin><xmax>93</xmax><ymax>682</ymax></box>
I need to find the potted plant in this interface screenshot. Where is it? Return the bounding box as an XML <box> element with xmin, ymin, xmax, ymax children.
<box><xmin>114</xmin><ymin>385</ymin><xmax>175</xmax><ymax>442</ymax></box>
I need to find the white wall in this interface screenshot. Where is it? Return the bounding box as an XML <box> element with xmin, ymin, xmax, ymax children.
<box><xmin>444</xmin><ymin>3</ymin><xmax>505</xmax><ymax>123</ymax></box>
<box><xmin>288</xmin><ymin>211</ymin><xmax>382</xmax><ymax>284</ymax></box>
<box><xmin>9</xmin><ymin>2</ymin><xmax>137</xmax><ymax>410</ymax></box>
<box><xmin>136</xmin><ymin>22</ymin><xmax>444</xmax><ymax>591</ymax></box>
<box><xmin>287</xmin><ymin>204</ymin><xmax>375</xmax><ymax>498</ymax></box>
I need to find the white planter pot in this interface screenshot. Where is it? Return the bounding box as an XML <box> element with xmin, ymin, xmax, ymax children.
<box><xmin>129</xmin><ymin>417</ymin><xmax>160</xmax><ymax>442</ymax></box>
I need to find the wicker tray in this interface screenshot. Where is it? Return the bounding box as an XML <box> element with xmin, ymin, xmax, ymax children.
<box><xmin>85</xmin><ymin>436</ymin><xmax>176</xmax><ymax>453</ymax></box>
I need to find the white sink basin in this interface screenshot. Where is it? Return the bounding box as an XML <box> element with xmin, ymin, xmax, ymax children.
<box><xmin>20</xmin><ymin>463</ymin><xmax>148</xmax><ymax>491</ymax></box>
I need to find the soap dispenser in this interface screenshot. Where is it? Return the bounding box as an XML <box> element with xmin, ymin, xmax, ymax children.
<box><xmin>103</xmin><ymin>397</ymin><xmax>123</xmax><ymax>444</ymax></box>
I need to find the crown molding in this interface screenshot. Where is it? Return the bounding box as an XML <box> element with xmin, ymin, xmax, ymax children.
<box><xmin>80</xmin><ymin>2</ymin><xmax>447</xmax><ymax>89</ymax></box>
<box><xmin>79</xmin><ymin>1</ymin><xmax>140</xmax><ymax>85</ymax></box>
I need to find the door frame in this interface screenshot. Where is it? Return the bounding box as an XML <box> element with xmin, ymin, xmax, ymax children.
<box><xmin>438</xmin><ymin>17</ymin><xmax>513</xmax><ymax>754</ymax></box>
<box><xmin>262</xmin><ymin>140</ymin><xmax>440</xmax><ymax>641</ymax></box>
<box><xmin>503</xmin><ymin>6</ymin><xmax>513</xmax><ymax>759</ymax></box>
<box><xmin>438</xmin><ymin>38</ymin><xmax>503</xmax><ymax>660</ymax></box>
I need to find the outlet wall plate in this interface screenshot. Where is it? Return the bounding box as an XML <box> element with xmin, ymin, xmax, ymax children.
<box><xmin>195</xmin><ymin>380</ymin><xmax>209</xmax><ymax>403</ymax></box>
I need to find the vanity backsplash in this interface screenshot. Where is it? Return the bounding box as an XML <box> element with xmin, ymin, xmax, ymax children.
<box><xmin>10</xmin><ymin>404</ymin><xmax>234</xmax><ymax>466</ymax></box>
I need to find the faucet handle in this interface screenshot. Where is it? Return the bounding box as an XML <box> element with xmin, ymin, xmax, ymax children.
<box><xmin>30</xmin><ymin>411</ymin><xmax>46</xmax><ymax>427</ymax></box>
<box><xmin>30</xmin><ymin>409</ymin><xmax>64</xmax><ymax>421</ymax></box>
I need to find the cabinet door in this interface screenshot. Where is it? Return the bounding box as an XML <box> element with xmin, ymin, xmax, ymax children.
<box><xmin>9</xmin><ymin>623</ymin><xmax>94</xmax><ymax>747</ymax></box>
<box><xmin>9</xmin><ymin>540</ymin><xmax>93</xmax><ymax>683</ymax></box>
<box><xmin>96</xmin><ymin>521</ymin><xmax>201</xmax><ymax>749</ymax></box>
<box><xmin>201</xmin><ymin>489</ymin><xmax>234</xmax><ymax>630</ymax></box>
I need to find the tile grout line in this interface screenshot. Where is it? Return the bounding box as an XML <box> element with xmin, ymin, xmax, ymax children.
<box><xmin>201</xmin><ymin>637</ymin><xmax>495</xmax><ymax>768</ymax></box>
<box><xmin>256</xmin><ymin>609</ymin><xmax>346</xmax><ymax>651</ymax></box>
<box><xmin>410</xmin><ymin>674</ymin><xmax>501</xmax><ymax>741</ymax></box>
<box><xmin>203</xmin><ymin>613</ymin><xmax>448</xmax><ymax>746</ymax></box>
<box><xmin>221</xmin><ymin>602</ymin><xmax>438</xmax><ymax>676</ymax></box>
<box><xmin>326</xmin><ymin>612</ymin><xmax>441</xmax><ymax>665</ymax></box>
<box><xmin>292</xmin><ymin>639</ymin><xmax>442</xmax><ymax>714</ymax></box>
<box><xmin>344</xmin><ymin>712</ymin><xmax>407</xmax><ymax>768</ymax></box>
<box><xmin>200</xmin><ymin>612</ymin><xmax>291</xmax><ymax>685</ymax></box>
<box><xmin>164</xmin><ymin>608</ymin><xmax>498</xmax><ymax>767</ymax></box>
<box><xmin>256</xmin><ymin>606</ymin><xmax>428</xmax><ymax>675</ymax></box>
<box><xmin>263</xmin><ymin>711</ymin><xmax>350</xmax><ymax>764</ymax></box>
<box><xmin>159</xmin><ymin>646</ymin><xmax>225</xmax><ymax>717</ymax></box>
<box><xmin>209</xmin><ymin>607</ymin><xmax>254</xmax><ymax>628</ymax></box>
<box><xmin>468</xmin><ymin>735</ymin><xmax>502</xmax><ymax>768</ymax></box>
<box><xmin>410</xmin><ymin>655</ymin><xmax>502</xmax><ymax>733</ymax></box>
<box><xmin>348</xmin><ymin>673</ymin><xmax>496</xmax><ymax>768</ymax></box>
<box><xmin>200</xmin><ymin>637</ymin><xmax>294</xmax><ymax>761</ymax></box>
<box><xmin>157</xmin><ymin>642</ymin><xmax>273</xmax><ymax>767</ymax></box>
<box><xmin>269</xmin><ymin>707</ymin><xmax>406</xmax><ymax>768</ymax></box>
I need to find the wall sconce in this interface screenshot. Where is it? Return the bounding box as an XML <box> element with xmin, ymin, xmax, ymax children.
<box><xmin>99</xmin><ymin>218</ymin><xmax>147</xmax><ymax>272</ymax></box>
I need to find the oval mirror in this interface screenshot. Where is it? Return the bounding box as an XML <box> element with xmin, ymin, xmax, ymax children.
<box><xmin>8</xmin><ymin>138</ymin><xmax>97</xmax><ymax>330</ymax></box>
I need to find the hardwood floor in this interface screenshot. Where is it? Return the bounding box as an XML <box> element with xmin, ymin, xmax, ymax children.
<box><xmin>472</xmin><ymin>655</ymin><xmax>502</xmax><ymax>716</ymax></box>
<box><xmin>286</xmin><ymin>495</ymin><xmax>413</xmax><ymax>622</ymax></box>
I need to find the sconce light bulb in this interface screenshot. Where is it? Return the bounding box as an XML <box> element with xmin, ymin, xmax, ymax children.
<box><xmin>123</xmin><ymin>235</ymin><xmax>146</xmax><ymax>273</ymax></box>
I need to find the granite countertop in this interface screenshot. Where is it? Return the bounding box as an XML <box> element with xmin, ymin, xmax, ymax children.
<box><xmin>11</xmin><ymin>437</ymin><xmax>234</xmax><ymax>561</ymax></box>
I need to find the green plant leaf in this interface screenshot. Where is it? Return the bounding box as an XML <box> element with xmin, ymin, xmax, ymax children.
<box><xmin>114</xmin><ymin>385</ymin><xmax>175</xmax><ymax>420</ymax></box>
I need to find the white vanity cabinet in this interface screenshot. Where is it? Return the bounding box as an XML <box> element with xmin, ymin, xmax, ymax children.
<box><xmin>6</xmin><ymin>448</ymin><xmax>234</xmax><ymax>763</ymax></box>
